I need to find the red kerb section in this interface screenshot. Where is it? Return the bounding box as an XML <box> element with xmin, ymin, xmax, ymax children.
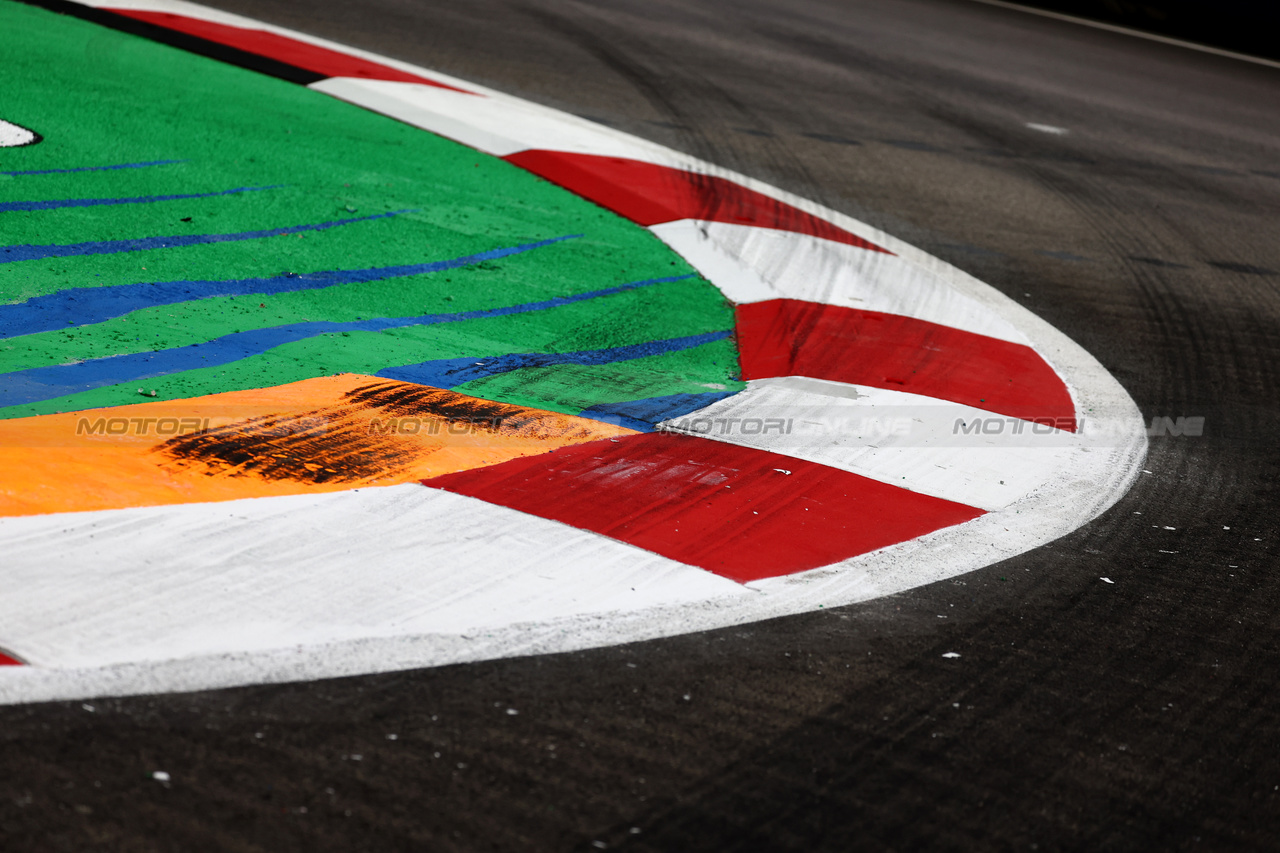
<box><xmin>0</xmin><ymin>651</ymin><xmax>24</xmax><ymax>666</ymax></box>
<box><xmin>105</xmin><ymin>10</ymin><xmax>474</xmax><ymax>92</ymax></box>
<box><xmin>736</xmin><ymin>299</ymin><xmax>1078</xmax><ymax>431</ymax></box>
<box><xmin>503</xmin><ymin>151</ymin><xmax>891</xmax><ymax>253</ymax></box>
<box><xmin>422</xmin><ymin>432</ymin><xmax>984</xmax><ymax>583</ymax></box>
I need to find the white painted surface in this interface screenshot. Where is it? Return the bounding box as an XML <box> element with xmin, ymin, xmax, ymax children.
<box><xmin>313</xmin><ymin>78</ymin><xmax>685</xmax><ymax>164</ymax></box>
<box><xmin>78</xmin><ymin>0</ymin><xmax>488</xmax><ymax>92</ymax></box>
<box><xmin>0</xmin><ymin>485</ymin><xmax>747</xmax><ymax>672</ymax></box>
<box><xmin>658</xmin><ymin>378</ymin><xmax>1083</xmax><ymax>510</ymax></box>
<box><xmin>0</xmin><ymin>0</ymin><xmax>1149</xmax><ymax>705</ymax></box>
<box><xmin>651</xmin><ymin>220</ymin><xmax>1030</xmax><ymax>343</ymax></box>
<box><xmin>0</xmin><ymin>119</ymin><xmax>38</xmax><ymax>148</ymax></box>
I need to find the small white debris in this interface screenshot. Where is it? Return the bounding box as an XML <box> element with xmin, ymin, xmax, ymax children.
<box><xmin>254</xmin><ymin>732</ymin><xmax>264</xmax><ymax>739</ymax></box>
<box><xmin>1223</xmin><ymin>526</ymin><xmax>1230</xmax><ymax>530</ymax></box>
<box><xmin>682</xmin><ymin>693</ymin><xmax>691</xmax><ymax>701</ymax></box>
<box><xmin>1026</xmin><ymin>122</ymin><xmax>1068</xmax><ymax>135</ymax></box>
<box><xmin>1163</xmin><ymin>526</ymin><xmax>1176</xmax><ymax>530</ymax></box>
<box><xmin>941</xmin><ymin>652</ymin><xmax>961</xmax><ymax>659</ymax></box>
<box><xmin>773</xmin><ymin>468</ymin><xmax>791</xmax><ymax>475</ymax></box>
<box><xmin>630</xmin><ymin>827</ymin><xmax>642</xmax><ymax>835</ymax></box>
<box><xmin>1158</xmin><ymin>550</ymin><xmax>1178</xmax><ymax>554</ymax></box>
<box><xmin>1143</xmin><ymin>470</ymin><xmax>1153</xmax><ymax>474</ymax></box>
<box><xmin>385</xmin><ymin>733</ymin><xmax>398</xmax><ymax>740</ymax></box>
<box><xmin>1101</xmin><ymin>577</ymin><xmax>1114</xmax><ymax>584</ymax></box>
<box><xmin>506</xmin><ymin>708</ymin><xmax>518</xmax><ymax>716</ymax></box>
<box><xmin>592</xmin><ymin>843</ymin><xmax>608</xmax><ymax>850</ymax></box>
<box><xmin>152</xmin><ymin>771</ymin><xmax>170</xmax><ymax>783</ymax></box>
<box><xmin>81</xmin><ymin>703</ymin><xmax>94</xmax><ymax>712</ymax></box>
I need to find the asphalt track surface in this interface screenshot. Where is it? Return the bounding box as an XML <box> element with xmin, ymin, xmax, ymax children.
<box><xmin>2</xmin><ymin>0</ymin><xmax>1278</xmax><ymax>849</ymax></box>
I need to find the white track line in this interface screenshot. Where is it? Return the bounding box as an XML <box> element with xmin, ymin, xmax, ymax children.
<box><xmin>966</xmin><ymin>0</ymin><xmax>1280</xmax><ymax>71</ymax></box>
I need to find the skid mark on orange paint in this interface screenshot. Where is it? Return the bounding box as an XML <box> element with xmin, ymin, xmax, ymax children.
<box><xmin>0</xmin><ymin>375</ymin><xmax>635</xmax><ymax>517</ymax></box>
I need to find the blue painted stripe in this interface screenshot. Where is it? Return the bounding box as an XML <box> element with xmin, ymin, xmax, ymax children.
<box><xmin>1</xmin><ymin>209</ymin><xmax>413</xmax><ymax>265</ymax></box>
<box><xmin>377</xmin><ymin>331</ymin><xmax>732</xmax><ymax>389</ymax></box>
<box><xmin>577</xmin><ymin>390</ymin><xmax>738</xmax><ymax>431</ymax></box>
<box><xmin>0</xmin><ymin>185</ymin><xmax>278</xmax><ymax>213</ymax></box>
<box><xmin>0</xmin><ymin>273</ymin><xmax>694</xmax><ymax>407</ymax></box>
<box><xmin>0</xmin><ymin>159</ymin><xmax>185</xmax><ymax>177</ymax></box>
<box><xmin>0</xmin><ymin>234</ymin><xmax>587</xmax><ymax>339</ymax></box>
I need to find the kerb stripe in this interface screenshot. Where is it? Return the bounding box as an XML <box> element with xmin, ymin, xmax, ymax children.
<box><xmin>736</xmin><ymin>299</ymin><xmax>1078</xmax><ymax>430</ymax></box>
<box><xmin>504</xmin><ymin>150</ymin><xmax>891</xmax><ymax>253</ymax></box>
<box><xmin>422</xmin><ymin>432</ymin><xmax>985</xmax><ymax>583</ymax></box>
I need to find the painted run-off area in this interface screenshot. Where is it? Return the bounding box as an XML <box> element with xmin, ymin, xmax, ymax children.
<box><xmin>0</xmin><ymin>0</ymin><xmax>740</xmax><ymax>428</ymax></box>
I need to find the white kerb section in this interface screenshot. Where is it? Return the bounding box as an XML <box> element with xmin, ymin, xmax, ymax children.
<box><xmin>659</xmin><ymin>378</ymin><xmax>1084</xmax><ymax>511</ymax></box>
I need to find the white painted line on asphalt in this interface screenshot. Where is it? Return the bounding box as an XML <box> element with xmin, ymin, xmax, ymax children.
<box><xmin>967</xmin><ymin>0</ymin><xmax>1280</xmax><ymax>71</ymax></box>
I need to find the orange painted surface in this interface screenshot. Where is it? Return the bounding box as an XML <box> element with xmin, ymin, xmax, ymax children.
<box><xmin>0</xmin><ymin>375</ymin><xmax>636</xmax><ymax>517</ymax></box>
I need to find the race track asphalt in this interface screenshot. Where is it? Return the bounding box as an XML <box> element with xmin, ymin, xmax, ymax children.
<box><xmin>2</xmin><ymin>0</ymin><xmax>1278</xmax><ymax>849</ymax></box>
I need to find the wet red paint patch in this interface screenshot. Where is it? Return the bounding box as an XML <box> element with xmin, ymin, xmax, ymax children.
<box><xmin>735</xmin><ymin>299</ymin><xmax>1078</xmax><ymax>431</ymax></box>
<box><xmin>104</xmin><ymin>9</ymin><xmax>473</xmax><ymax>92</ymax></box>
<box><xmin>422</xmin><ymin>432</ymin><xmax>984</xmax><ymax>582</ymax></box>
<box><xmin>503</xmin><ymin>151</ymin><xmax>890</xmax><ymax>253</ymax></box>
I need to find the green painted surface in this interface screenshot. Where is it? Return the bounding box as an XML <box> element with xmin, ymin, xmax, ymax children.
<box><xmin>0</xmin><ymin>1</ymin><xmax>743</xmax><ymax>419</ymax></box>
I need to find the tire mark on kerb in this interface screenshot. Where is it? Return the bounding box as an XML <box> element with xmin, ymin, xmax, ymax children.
<box><xmin>155</xmin><ymin>381</ymin><xmax>606</xmax><ymax>485</ymax></box>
